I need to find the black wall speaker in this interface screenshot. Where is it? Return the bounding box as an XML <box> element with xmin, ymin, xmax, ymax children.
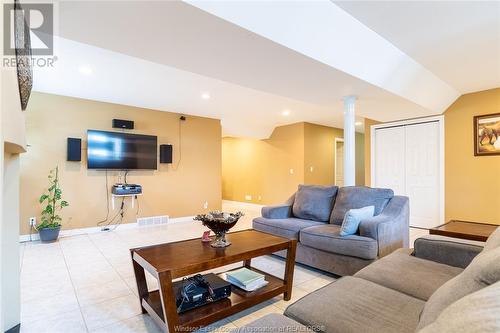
<box><xmin>67</xmin><ymin>138</ymin><xmax>82</xmax><ymax>161</ymax></box>
<box><xmin>112</xmin><ymin>119</ymin><xmax>134</xmax><ymax>129</ymax></box>
<box><xmin>159</xmin><ymin>144</ymin><xmax>173</xmax><ymax>164</ymax></box>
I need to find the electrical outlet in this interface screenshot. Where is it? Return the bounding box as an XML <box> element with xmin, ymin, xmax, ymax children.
<box><xmin>203</xmin><ymin>201</ymin><xmax>208</xmax><ymax>209</ymax></box>
<box><xmin>29</xmin><ymin>217</ymin><xmax>36</xmax><ymax>227</ymax></box>
<box><xmin>289</xmin><ymin>168</ymin><xmax>294</xmax><ymax>175</ymax></box>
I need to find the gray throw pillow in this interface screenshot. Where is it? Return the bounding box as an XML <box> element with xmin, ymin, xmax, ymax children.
<box><xmin>417</xmin><ymin>247</ymin><xmax>500</xmax><ymax>330</ymax></box>
<box><xmin>292</xmin><ymin>185</ymin><xmax>338</xmax><ymax>222</ymax></box>
<box><xmin>483</xmin><ymin>226</ymin><xmax>500</xmax><ymax>252</ymax></box>
<box><xmin>418</xmin><ymin>281</ymin><xmax>500</xmax><ymax>333</ymax></box>
<box><xmin>340</xmin><ymin>206</ymin><xmax>375</xmax><ymax>236</ymax></box>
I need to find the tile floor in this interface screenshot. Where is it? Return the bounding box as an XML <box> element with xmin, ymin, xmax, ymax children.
<box><xmin>19</xmin><ymin>201</ymin><xmax>428</xmax><ymax>333</ymax></box>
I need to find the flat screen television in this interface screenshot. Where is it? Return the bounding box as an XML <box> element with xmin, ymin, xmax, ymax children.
<box><xmin>87</xmin><ymin>130</ymin><xmax>158</xmax><ymax>170</ymax></box>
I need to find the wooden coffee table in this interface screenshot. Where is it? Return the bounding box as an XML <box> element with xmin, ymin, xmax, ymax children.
<box><xmin>130</xmin><ymin>230</ymin><xmax>297</xmax><ymax>332</ymax></box>
<box><xmin>430</xmin><ymin>220</ymin><xmax>498</xmax><ymax>242</ymax></box>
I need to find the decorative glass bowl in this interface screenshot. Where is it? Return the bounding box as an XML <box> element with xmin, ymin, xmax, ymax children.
<box><xmin>194</xmin><ymin>211</ymin><xmax>244</xmax><ymax>247</ymax></box>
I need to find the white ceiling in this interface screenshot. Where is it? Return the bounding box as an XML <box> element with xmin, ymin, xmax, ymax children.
<box><xmin>32</xmin><ymin>0</ymin><xmax>500</xmax><ymax>138</ymax></box>
<box><xmin>335</xmin><ymin>1</ymin><xmax>500</xmax><ymax>94</ymax></box>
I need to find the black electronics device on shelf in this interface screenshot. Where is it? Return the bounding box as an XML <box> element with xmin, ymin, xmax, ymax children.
<box><xmin>111</xmin><ymin>183</ymin><xmax>142</xmax><ymax>195</ymax></box>
<box><xmin>174</xmin><ymin>273</ymin><xmax>231</xmax><ymax>313</ymax></box>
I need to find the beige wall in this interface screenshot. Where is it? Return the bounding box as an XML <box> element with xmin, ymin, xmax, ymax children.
<box><xmin>222</xmin><ymin>122</ymin><xmax>304</xmax><ymax>205</ymax></box>
<box><xmin>444</xmin><ymin>88</ymin><xmax>500</xmax><ymax>225</ymax></box>
<box><xmin>303</xmin><ymin>122</ymin><xmax>364</xmax><ymax>186</ymax></box>
<box><xmin>222</xmin><ymin>122</ymin><xmax>364</xmax><ymax>205</ymax></box>
<box><xmin>20</xmin><ymin>92</ymin><xmax>222</xmax><ymax>235</ymax></box>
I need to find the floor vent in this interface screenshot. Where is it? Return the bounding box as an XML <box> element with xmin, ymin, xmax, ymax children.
<box><xmin>136</xmin><ymin>215</ymin><xmax>169</xmax><ymax>226</ymax></box>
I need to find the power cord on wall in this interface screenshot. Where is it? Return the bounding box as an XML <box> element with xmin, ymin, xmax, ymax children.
<box><xmin>172</xmin><ymin>116</ymin><xmax>185</xmax><ymax>171</ymax></box>
<box><xmin>96</xmin><ymin>170</ymin><xmax>110</xmax><ymax>227</ymax></box>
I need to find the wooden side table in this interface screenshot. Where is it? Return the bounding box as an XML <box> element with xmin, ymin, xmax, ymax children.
<box><xmin>430</xmin><ymin>220</ymin><xmax>498</xmax><ymax>242</ymax></box>
<box><xmin>130</xmin><ymin>230</ymin><xmax>296</xmax><ymax>333</ymax></box>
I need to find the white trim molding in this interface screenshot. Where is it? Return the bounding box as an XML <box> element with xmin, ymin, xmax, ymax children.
<box><xmin>19</xmin><ymin>215</ymin><xmax>195</xmax><ymax>242</ymax></box>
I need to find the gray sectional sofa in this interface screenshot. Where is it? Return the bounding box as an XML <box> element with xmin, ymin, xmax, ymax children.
<box><xmin>236</xmin><ymin>228</ymin><xmax>500</xmax><ymax>333</ymax></box>
<box><xmin>253</xmin><ymin>185</ymin><xmax>409</xmax><ymax>276</ymax></box>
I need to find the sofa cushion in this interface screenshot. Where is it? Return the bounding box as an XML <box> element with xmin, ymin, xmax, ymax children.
<box><xmin>417</xmin><ymin>246</ymin><xmax>500</xmax><ymax>330</ymax></box>
<box><xmin>355</xmin><ymin>248</ymin><xmax>463</xmax><ymax>300</ymax></box>
<box><xmin>284</xmin><ymin>276</ymin><xmax>425</xmax><ymax>333</ymax></box>
<box><xmin>484</xmin><ymin>225</ymin><xmax>500</xmax><ymax>252</ymax></box>
<box><xmin>231</xmin><ymin>313</ymin><xmax>312</xmax><ymax>333</ymax></box>
<box><xmin>300</xmin><ymin>224</ymin><xmax>378</xmax><ymax>260</ymax></box>
<box><xmin>252</xmin><ymin>217</ymin><xmax>323</xmax><ymax>240</ymax></box>
<box><xmin>330</xmin><ymin>186</ymin><xmax>394</xmax><ymax>225</ymax></box>
<box><xmin>418</xmin><ymin>281</ymin><xmax>500</xmax><ymax>333</ymax></box>
<box><xmin>292</xmin><ymin>185</ymin><xmax>338</xmax><ymax>222</ymax></box>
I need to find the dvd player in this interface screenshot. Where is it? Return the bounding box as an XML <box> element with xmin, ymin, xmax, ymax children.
<box><xmin>111</xmin><ymin>183</ymin><xmax>142</xmax><ymax>195</ymax></box>
<box><xmin>173</xmin><ymin>273</ymin><xmax>231</xmax><ymax>313</ymax></box>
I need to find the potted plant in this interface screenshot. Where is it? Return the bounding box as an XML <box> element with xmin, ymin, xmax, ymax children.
<box><xmin>37</xmin><ymin>166</ymin><xmax>69</xmax><ymax>242</ymax></box>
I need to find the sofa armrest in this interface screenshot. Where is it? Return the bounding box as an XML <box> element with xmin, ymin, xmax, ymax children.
<box><xmin>359</xmin><ymin>196</ymin><xmax>409</xmax><ymax>257</ymax></box>
<box><xmin>412</xmin><ymin>235</ymin><xmax>484</xmax><ymax>268</ymax></box>
<box><xmin>262</xmin><ymin>204</ymin><xmax>293</xmax><ymax>219</ymax></box>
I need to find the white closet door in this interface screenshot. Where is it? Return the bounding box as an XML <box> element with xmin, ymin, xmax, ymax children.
<box><xmin>405</xmin><ymin>122</ymin><xmax>441</xmax><ymax>228</ymax></box>
<box><xmin>374</xmin><ymin>127</ymin><xmax>406</xmax><ymax>195</ymax></box>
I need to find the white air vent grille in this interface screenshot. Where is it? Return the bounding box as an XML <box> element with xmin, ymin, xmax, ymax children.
<box><xmin>136</xmin><ymin>215</ymin><xmax>169</xmax><ymax>226</ymax></box>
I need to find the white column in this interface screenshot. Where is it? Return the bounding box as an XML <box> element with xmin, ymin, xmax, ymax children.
<box><xmin>343</xmin><ymin>96</ymin><xmax>356</xmax><ymax>186</ymax></box>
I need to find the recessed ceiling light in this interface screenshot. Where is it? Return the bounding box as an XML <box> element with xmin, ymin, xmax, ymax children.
<box><xmin>282</xmin><ymin>110</ymin><xmax>290</xmax><ymax>116</ymax></box>
<box><xmin>355</xmin><ymin>121</ymin><xmax>363</xmax><ymax>126</ymax></box>
<box><xmin>78</xmin><ymin>66</ymin><xmax>93</xmax><ymax>75</ymax></box>
<box><xmin>201</xmin><ymin>93</ymin><xmax>211</xmax><ymax>100</ymax></box>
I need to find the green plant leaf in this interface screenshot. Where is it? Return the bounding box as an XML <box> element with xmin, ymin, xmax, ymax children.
<box><xmin>39</xmin><ymin>194</ymin><xmax>49</xmax><ymax>203</ymax></box>
<box><xmin>60</xmin><ymin>201</ymin><xmax>69</xmax><ymax>207</ymax></box>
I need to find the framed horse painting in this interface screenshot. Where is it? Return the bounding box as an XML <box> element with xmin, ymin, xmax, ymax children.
<box><xmin>474</xmin><ymin>113</ymin><xmax>500</xmax><ymax>156</ymax></box>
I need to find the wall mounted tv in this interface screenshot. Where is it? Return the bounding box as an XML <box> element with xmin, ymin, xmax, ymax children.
<box><xmin>87</xmin><ymin>130</ymin><xmax>158</xmax><ymax>170</ymax></box>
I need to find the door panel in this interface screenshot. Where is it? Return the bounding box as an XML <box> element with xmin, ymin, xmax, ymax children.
<box><xmin>405</xmin><ymin>122</ymin><xmax>440</xmax><ymax>228</ymax></box>
<box><xmin>374</xmin><ymin>127</ymin><xmax>405</xmax><ymax>195</ymax></box>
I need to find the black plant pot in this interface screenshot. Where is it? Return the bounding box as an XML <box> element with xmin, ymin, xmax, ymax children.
<box><xmin>38</xmin><ymin>226</ymin><xmax>61</xmax><ymax>242</ymax></box>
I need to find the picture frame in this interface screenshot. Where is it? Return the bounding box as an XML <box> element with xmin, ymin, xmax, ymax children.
<box><xmin>473</xmin><ymin>112</ymin><xmax>500</xmax><ymax>156</ymax></box>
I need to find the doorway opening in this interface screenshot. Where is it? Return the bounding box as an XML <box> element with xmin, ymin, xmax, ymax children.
<box><xmin>334</xmin><ymin>138</ymin><xmax>344</xmax><ymax>186</ymax></box>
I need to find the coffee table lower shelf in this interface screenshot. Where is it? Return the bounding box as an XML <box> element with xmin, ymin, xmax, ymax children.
<box><xmin>142</xmin><ymin>270</ymin><xmax>286</xmax><ymax>330</ymax></box>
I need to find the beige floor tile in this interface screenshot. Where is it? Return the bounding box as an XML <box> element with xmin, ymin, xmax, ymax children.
<box><xmin>81</xmin><ymin>294</ymin><xmax>142</xmax><ymax>330</ymax></box>
<box><xmin>76</xmin><ymin>278</ymin><xmax>133</xmax><ymax>307</ymax></box>
<box><xmin>89</xmin><ymin>313</ymin><xmax>161</xmax><ymax>333</ymax></box>
<box><xmin>272</xmin><ymin>286</ymin><xmax>310</xmax><ymax>311</ymax></box>
<box><xmin>70</xmin><ymin>267</ymin><xmax>123</xmax><ymax>290</ymax></box>
<box><xmin>21</xmin><ymin>276</ymin><xmax>75</xmax><ymax>303</ymax></box>
<box><xmin>229</xmin><ymin>302</ymin><xmax>283</xmax><ymax>327</ymax></box>
<box><xmin>296</xmin><ymin>275</ymin><xmax>336</xmax><ymax>293</ymax></box>
<box><xmin>20</xmin><ymin>310</ymin><xmax>87</xmax><ymax>333</ymax></box>
<box><xmin>21</xmin><ymin>290</ymin><xmax>80</xmax><ymax>324</ymax></box>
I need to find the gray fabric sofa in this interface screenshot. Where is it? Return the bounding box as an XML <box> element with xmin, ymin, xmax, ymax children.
<box><xmin>253</xmin><ymin>185</ymin><xmax>409</xmax><ymax>276</ymax></box>
<box><xmin>233</xmin><ymin>228</ymin><xmax>500</xmax><ymax>333</ymax></box>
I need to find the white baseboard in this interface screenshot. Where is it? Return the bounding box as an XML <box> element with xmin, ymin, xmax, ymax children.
<box><xmin>19</xmin><ymin>215</ymin><xmax>196</xmax><ymax>242</ymax></box>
